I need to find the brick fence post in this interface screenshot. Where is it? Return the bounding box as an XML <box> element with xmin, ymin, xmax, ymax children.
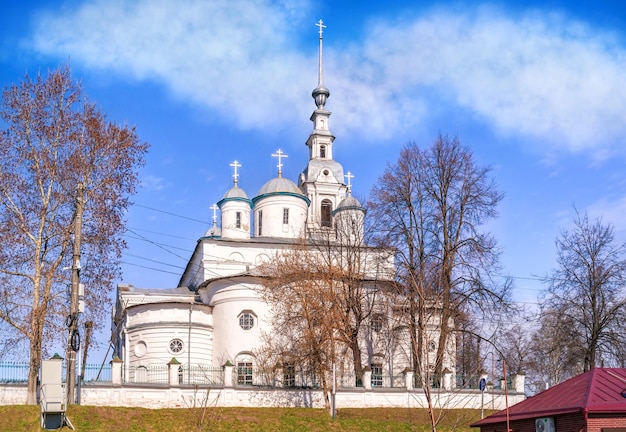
<box><xmin>111</xmin><ymin>356</ymin><xmax>122</xmax><ymax>386</ymax></box>
<box><xmin>168</xmin><ymin>358</ymin><xmax>181</xmax><ymax>386</ymax></box>
<box><xmin>223</xmin><ymin>361</ymin><xmax>234</xmax><ymax>388</ymax></box>
<box><xmin>404</xmin><ymin>369</ymin><xmax>414</xmax><ymax>390</ymax></box>
<box><xmin>362</xmin><ymin>367</ymin><xmax>372</xmax><ymax>390</ymax></box>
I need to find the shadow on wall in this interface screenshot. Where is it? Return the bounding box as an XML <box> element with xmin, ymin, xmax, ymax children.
<box><xmin>247</xmin><ymin>388</ymin><xmax>322</xmax><ymax>408</ymax></box>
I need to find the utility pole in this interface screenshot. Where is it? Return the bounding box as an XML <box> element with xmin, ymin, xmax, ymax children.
<box><xmin>66</xmin><ymin>182</ymin><xmax>84</xmax><ymax>405</ymax></box>
<box><xmin>78</xmin><ymin>321</ymin><xmax>93</xmax><ymax>405</ymax></box>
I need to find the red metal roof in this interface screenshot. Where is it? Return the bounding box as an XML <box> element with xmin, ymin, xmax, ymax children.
<box><xmin>472</xmin><ymin>368</ymin><xmax>626</xmax><ymax>427</ymax></box>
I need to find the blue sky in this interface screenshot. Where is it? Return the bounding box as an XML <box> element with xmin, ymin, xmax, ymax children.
<box><xmin>3</xmin><ymin>0</ymin><xmax>626</xmax><ymax>358</ymax></box>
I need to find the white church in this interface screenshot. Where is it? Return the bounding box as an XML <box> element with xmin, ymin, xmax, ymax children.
<box><xmin>111</xmin><ymin>22</ymin><xmax>456</xmax><ymax>389</ymax></box>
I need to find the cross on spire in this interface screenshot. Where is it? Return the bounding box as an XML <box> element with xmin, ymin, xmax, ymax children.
<box><xmin>210</xmin><ymin>204</ymin><xmax>219</xmax><ymax>225</ymax></box>
<box><xmin>229</xmin><ymin>160</ymin><xmax>241</xmax><ymax>185</ymax></box>
<box><xmin>345</xmin><ymin>171</ymin><xmax>354</xmax><ymax>194</ymax></box>
<box><xmin>316</xmin><ymin>19</ymin><xmax>326</xmax><ymax>39</ymax></box>
<box><xmin>272</xmin><ymin>149</ymin><xmax>288</xmax><ymax>177</ymax></box>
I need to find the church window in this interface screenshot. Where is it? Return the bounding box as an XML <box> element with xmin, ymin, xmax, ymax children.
<box><xmin>283</xmin><ymin>364</ymin><xmax>295</xmax><ymax>387</ymax></box>
<box><xmin>428</xmin><ymin>341</ymin><xmax>437</xmax><ymax>352</ymax></box>
<box><xmin>134</xmin><ymin>341</ymin><xmax>147</xmax><ymax>358</ymax></box>
<box><xmin>321</xmin><ymin>199</ymin><xmax>333</xmax><ymax>227</ymax></box>
<box><xmin>235</xmin><ymin>211</ymin><xmax>241</xmax><ymax>229</ymax></box>
<box><xmin>282</xmin><ymin>208</ymin><xmax>289</xmax><ymax>225</ymax></box>
<box><xmin>169</xmin><ymin>338</ymin><xmax>184</xmax><ymax>354</ymax></box>
<box><xmin>370</xmin><ymin>315</ymin><xmax>383</xmax><ymax>333</ymax></box>
<box><xmin>320</xmin><ymin>145</ymin><xmax>326</xmax><ymax>158</ymax></box>
<box><xmin>239</xmin><ymin>312</ymin><xmax>255</xmax><ymax>330</ymax></box>
<box><xmin>237</xmin><ymin>362</ymin><xmax>253</xmax><ymax>386</ymax></box>
<box><xmin>371</xmin><ymin>363</ymin><xmax>383</xmax><ymax>387</ymax></box>
<box><xmin>257</xmin><ymin>211</ymin><xmax>263</xmax><ymax>236</ymax></box>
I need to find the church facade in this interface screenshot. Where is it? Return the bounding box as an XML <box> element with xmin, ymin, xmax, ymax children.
<box><xmin>111</xmin><ymin>24</ymin><xmax>455</xmax><ymax>388</ymax></box>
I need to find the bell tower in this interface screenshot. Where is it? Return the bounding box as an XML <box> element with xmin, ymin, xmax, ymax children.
<box><xmin>299</xmin><ymin>20</ymin><xmax>348</xmax><ymax>232</ymax></box>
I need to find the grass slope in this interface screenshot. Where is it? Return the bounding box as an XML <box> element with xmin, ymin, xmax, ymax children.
<box><xmin>0</xmin><ymin>405</ymin><xmax>485</xmax><ymax>431</ymax></box>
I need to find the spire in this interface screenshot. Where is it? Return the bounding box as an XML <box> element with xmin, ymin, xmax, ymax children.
<box><xmin>271</xmin><ymin>149</ymin><xmax>288</xmax><ymax>178</ymax></box>
<box><xmin>313</xmin><ymin>19</ymin><xmax>330</xmax><ymax>109</ymax></box>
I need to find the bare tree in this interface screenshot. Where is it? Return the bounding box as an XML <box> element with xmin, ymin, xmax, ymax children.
<box><xmin>524</xmin><ymin>311</ymin><xmax>581</xmax><ymax>392</ymax></box>
<box><xmin>368</xmin><ymin>135</ymin><xmax>509</xmax><ymax>431</ymax></box>
<box><xmin>256</xmin><ymin>213</ymin><xmax>393</xmax><ymax>409</ymax></box>
<box><xmin>541</xmin><ymin>210</ymin><xmax>626</xmax><ymax>372</ymax></box>
<box><xmin>257</xmin><ymin>240</ymin><xmax>342</xmax><ymax>409</ymax></box>
<box><xmin>0</xmin><ymin>67</ymin><xmax>147</xmax><ymax>403</ymax></box>
<box><xmin>455</xmin><ymin>312</ymin><xmax>482</xmax><ymax>386</ymax></box>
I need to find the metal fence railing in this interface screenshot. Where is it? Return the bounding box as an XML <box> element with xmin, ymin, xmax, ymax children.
<box><xmin>180</xmin><ymin>365</ymin><xmax>223</xmax><ymax>386</ymax></box>
<box><xmin>371</xmin><ymin>373</ymin><xmax>405</xmax><ymax>388</ymax></box>
<box><xmin>82</xmin><ymin>364</ymin><xmax>112</xmax><ymax>382</ymax></box>
<box><xmin>0</xmin><ymin>362</ymin><xmax>29</xmax><ymax>383</ymax></box>
<box><xmin>0</xmin><ymin>362</ymin><xmax>114</xmax><ymax>384</ymax></box>
<box><xmin>0</xmin><ymin>361</ymin><xmax>511</xmax><ymax>391</ymax></box>
<box><xmin>125</xmin><ymin>364</ymin><xmax>169</xmax><ymax>384</ymax></box>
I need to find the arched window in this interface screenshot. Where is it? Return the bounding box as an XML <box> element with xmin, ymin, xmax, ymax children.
<box><xmin>235</xmin><ymin>353</ymin><xmax>255</xmax><ymax>386</ymax></box>
<box><xmin>320</xmin><ymin>145</ymin><xmax>326</xmax><ymax>158</ymax></box>
<box><xmin>321</xmin><ymin>199</ymin><xmax>333</xmax><ymax>227</ymax></box>
<box><xmin>371</xmin><ymin>362</ymin><xmax>383</xmax><ymax>387</ymax></box>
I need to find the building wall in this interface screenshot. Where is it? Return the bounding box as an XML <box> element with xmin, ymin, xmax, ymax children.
<box><xmin>478</xmin><ymin>413</ymin><xmax>586</xmax><ymax>432</ymax></box>
<box><xmin>123</xmin><ymin>303</ymin><xmax>212</xmax><ymax>369</ymax></box>
<box><xmin>207</xmin><ymin>279</ymin><xmax>270</xmax><ymax>365</ymax></box>
<box><xmin>588</xmin><ymin>414</ymin><xmax>626</xmax><ymax>432</ymax></box>
<box><xmin>253</xmin><ymin>194</ymin><xmax>308</xmax><ymax>238</ymax></box>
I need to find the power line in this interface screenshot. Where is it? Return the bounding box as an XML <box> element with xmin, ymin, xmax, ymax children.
<box><xmin>126</xmin><ymin>226</ymin><xmax>198</xmax><ymax>241</ymax></box>
<box><xmin>133</xmin><ymin>203</ymin><xmax>210</xmax><ymax>225</ymax></box>
<box><xmin>124</xmin><ymin>253</ymin><xmax>187</xmax><ymax>270</ymax></box>
<box><xmin>121</xmin><ymin>261</ymin><xmax>182</xmax><ymax>276</ymax></box>
<box><xmin>123</xmin><ymin>232</ymin><xmax>193</xmax><ymax>254</ymax></box>
<box><xmin>126</xmin><ymin>228</ymin><xmax>191</xmax><ymax>262</ymax></box>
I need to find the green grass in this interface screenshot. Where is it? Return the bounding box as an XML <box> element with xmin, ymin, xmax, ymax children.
<box><xmin>0</xmin><ymin>405</ymin><xmax>486</xmax><ymax>431</ymax></box>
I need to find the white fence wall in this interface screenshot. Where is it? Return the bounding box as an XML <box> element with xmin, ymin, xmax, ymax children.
<box><xmin>0</xmin><ymin>383</ymin><xmax>524</xmax><ymax>410</ymax></box>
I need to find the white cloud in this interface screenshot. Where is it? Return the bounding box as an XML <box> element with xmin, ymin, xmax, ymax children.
<box><xmin>338</xmin><ymin>7</ymin><xmax>626</xmax><ymax>153</ymax></box>
<box><xmin>140</xmin><ymin>173</ymin><xmax>164</xmax><ymax>192</ymax></box>
<box><xmin>31</xmin><ymin>0</ymin><xmax>314</xmax><ymax>129</ymax></box>
<box><xmin>588</xmin><ymin>195</ymin><xmax>626</xmax><ymax>238</ymax></box>
<box><xmin>30</xmin><ymin>1</ymin><xmax>626</xmax><ymax>154</ymax></box>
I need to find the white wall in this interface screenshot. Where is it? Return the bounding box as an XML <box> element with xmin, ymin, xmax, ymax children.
<box><xmin>208</xmin><ymin>279</ymin><xmax>270</xmax><ymax>365</ymax></box>
<box><xmin>124</xmin><ymin>303</ymin><xmax>213</xmax><ymax>369</ymax></box>
<box><xmin>0</xmin><ymin>383</ymin><xmax>524</xmax><ymax>411</ymax></box>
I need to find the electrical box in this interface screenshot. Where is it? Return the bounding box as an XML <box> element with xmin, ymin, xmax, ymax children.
<box><xmin>40</xmin><ymin>356</ymin><xmax>65</xmax><ymax>429</ymax></box>
<box><xmin>535</xmin><ymin>417</ymin><xmax>555</xmax><ymax>432</ymax></box>
<box><xmin>78</xmin><ymin>283</ymin><xmax>85</xmax><ymax>313</ymax></box>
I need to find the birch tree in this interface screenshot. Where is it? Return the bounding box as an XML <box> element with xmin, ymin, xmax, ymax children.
<box><xmin>0</xmin><ymin>67</ymin><xmax>147</xmax><ymax>403</ymax></box>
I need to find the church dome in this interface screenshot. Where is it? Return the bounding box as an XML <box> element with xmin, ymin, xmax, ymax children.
<box><xmin>337</xmin><ymin>195</ymin><xmax>363</xmax><ymax>210</ymax></box>
<box><xmin>222</xmin><ymin>185</ymin><xmax>249</xmax><ymax>200</ymax></box>
<box><xmin>204</xmin><ymin>224</ymin><xmax>221</xmax><ymax>238</ymax></box>
<box><xmin>257</xmin><ymin>177</ymin><xmax>301</xmax><ymax>196</ymax></box>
